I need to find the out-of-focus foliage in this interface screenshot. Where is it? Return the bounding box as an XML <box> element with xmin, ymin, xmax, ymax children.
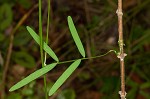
<box><xmin>18</xmin><ymin>0</ymin><xmax>32</xmax><ymax>9</ymax></box>
<box><xmin>7</xmin><ymin>93</ymin><xmax>22</xmax><ymax>99</ymax></box>
<box><xmin>0</xmin><ymin>3</ymin><xmax>13</xmax><ymax>31</ymax></box>
<box><xmin>13</xmin><ymin>27</ymin><xmax>32</xmax><ymax>47</ymax></box>
<box><xmin>57</xmin><ymin>89</ymin><xmax>76</xmax><ymax>99</ymax></box>
<box><xmin>12</xmin><ymin>51</ymin><xmax>35</xmax><ymax>68</ymax></box>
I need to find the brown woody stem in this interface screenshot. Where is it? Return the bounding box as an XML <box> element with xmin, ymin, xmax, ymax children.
<box><xmin>116</xmin><ymin>0</ymin><xmax>127</xmax><ymax>99</ymax></box>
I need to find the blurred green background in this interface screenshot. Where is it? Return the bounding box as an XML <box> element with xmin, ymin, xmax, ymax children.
<box><xmin>0</xmin><ymin>0</ymin><xmax>150</xmax><ymax>99</ymax></box>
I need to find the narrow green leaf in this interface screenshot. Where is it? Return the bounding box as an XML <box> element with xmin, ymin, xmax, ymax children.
<box><xmin>67</xmin><ymin>16</ymin><xmax>85</xmax><ymax>57</ymax></box>
<box><xmin>49</xmin><ymin>59</ymin><xmax>81</xmax><ymax>96</ymax></box>
<box><xmin>26</xmin><ymin>26</ymin><xmax>59</xmax><ymax>62</ymax></box>
<box><xmin>9</xmin><ymin>63</ymin><xmax>57</xmax><ymax>92</ymax></box>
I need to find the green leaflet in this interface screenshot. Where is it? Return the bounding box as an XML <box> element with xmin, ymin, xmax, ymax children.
<box><xmin>67</xmin><ymin>16</ymin><xmax>85</xmax><ymax>57</ymax></box>
<box><xmin>49</xmin><ymin>59</ymin><xmax>81</xmax><ymax>96</ymax></box>
<box><xmin>26</xmin><ymin>26</ymin><xmax>59</xmax><ymax>62</ymax></box>
<box><xmin>9</xmin><ymin>63</ymin><xmax>57</xmax><ymax>92</ymax></box>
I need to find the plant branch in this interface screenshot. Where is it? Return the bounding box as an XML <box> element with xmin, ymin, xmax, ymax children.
<box><xmin>51</xmin><ymin>50</ymin><xmax>116</xmax><ymax>64</ymax></box>
<box><xmin>116</xmin><ymin>0</ymin><xmax>127</xmax><ymax>99</ymax></box>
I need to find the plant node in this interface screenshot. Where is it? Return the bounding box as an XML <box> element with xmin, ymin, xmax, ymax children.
<box><xmin>118</xmin><ymin>40</ymin><xmax>124</xmax><ymax>47</ymax></box>
<box><xmin>119</xmin><ymin>91</ymin><xmax>127</xmax><ymax>99</ymax></box>
<box><xmin>117</xmin><ymin>53</ymin><xmax>127</xmax><ymax>61</ymax></box>
<box><xmin>116</xmin><ymin>9</ymin><xmax>123</xmax><ymax>16</ymax></box>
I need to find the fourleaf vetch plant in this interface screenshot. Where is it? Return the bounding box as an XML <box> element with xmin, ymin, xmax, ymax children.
<box><xmin>9</xmin><ymin>0</ymin><xmax>127</xmax><ymax>98</ymax></box>
<box><xmin>9</xmin><ymin>16</ymin><xmax>116</xmax><ymax>96</ymax></box>
<box><xmin>9</xmin><ymin>16</ymin><xmax>112</xmax><ymax>96</ymax></box>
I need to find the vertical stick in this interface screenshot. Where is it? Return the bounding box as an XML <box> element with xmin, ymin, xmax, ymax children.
<box><xmin>39</xmin><ymin>0</ymin><xmax>48</xmax><ymax>98</ymax></box>
<box><xmin>116</xmin><ymin>0</ymin><xmax>127</xmax><ymax>99</ymax></box>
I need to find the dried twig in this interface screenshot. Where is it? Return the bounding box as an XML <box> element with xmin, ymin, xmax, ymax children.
<box><xmin>116</xmin><ymin>0</ymin><xmax>127</xmax><ymax>99</ymax></box>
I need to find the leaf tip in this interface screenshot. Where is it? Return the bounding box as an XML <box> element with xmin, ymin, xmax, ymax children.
<box><xmin>83</xmin><ymin>53</ymin><xmax>85</xmax><ymax>58</ymax></box>
<box><xmin>55</xmin><ymin>58</ymin><xmax>59</xmax><ymax>62</ymax></box>
<box><xmin>26</xmin><ymin>26</ymin><xmax>30</xmax><ymax>30</ymax></box>
<box><xmin>78</xmin><ymin>59</ymin><xmax>82</xmax><ymax>62</ymax></box>
<box><xmin>67</xmin><ymin>16</ymin><xmax>71</xmax><ymax>19</ymax></box>
<box><xmin>48</xmin><ymin>90</ymin><xmax>54</xmax><ymax>96</ymax></box>
<box><xmin>9</xmin><ymin>87</ymin><xmax>14</xmax><ymax>92</ymax></box>
<box><xmin>67</xmin><ymin>16</ymin><xmax>72</xmax><ymax>22</ymax></box>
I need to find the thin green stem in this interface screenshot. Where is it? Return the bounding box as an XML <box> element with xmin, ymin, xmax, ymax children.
<box><xmin>39</xmin><ymin>0</ymin><xmax>48</xmax><ymax>99</ymax></box>
<box><xmin>44</xmin><ymin>0</ymin><xmax>51</xmax><ymax>65</ymax></box>
<box><xmin>55</xmin><ymin>50</ymin><xmax>116</xmax><ymax>64</ymax></box>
